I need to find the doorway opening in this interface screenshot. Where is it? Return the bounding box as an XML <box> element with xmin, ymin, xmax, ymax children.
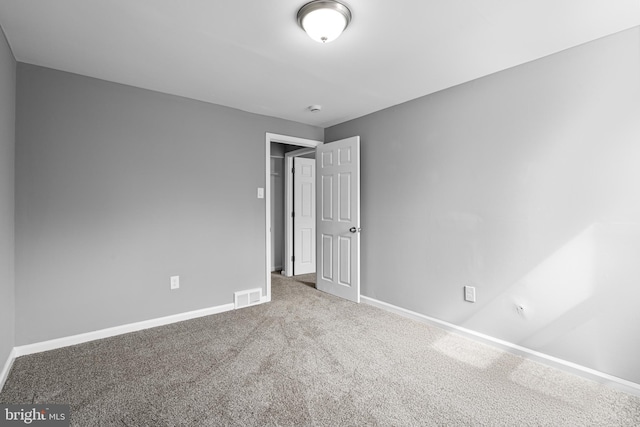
<box><xmin>270</xmin><ymin>143</ymin><xmax>316</xmax><ymax>277</ymax></box>
<box><xmin>264</xmin><ymin>133</ymin><xmax>322</xmax><ymax>302</ymax></box>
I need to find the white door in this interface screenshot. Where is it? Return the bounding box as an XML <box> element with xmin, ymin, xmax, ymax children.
<box><xmin>316</xmin><ymin>136</ymin><xmax>360</xmax><ymax>303</ymax></box>
<box><xmin>294</xmin><ymin>157</ymin><xmax>316</xmax><ymax>275</ymax></box>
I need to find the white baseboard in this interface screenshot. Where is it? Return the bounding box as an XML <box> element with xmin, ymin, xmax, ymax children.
<box><xmin>361</xmin><ymin>295</ymin><xmax>640</xmax><ymax>397</ymax></box>
<box><xmin>14</xmin><ymin>302</ymin><xmax>236</xmax><ymax>358</ymax></box>
<box><xmin>0</xmin><ymin>347</ymin><xmax>16</xmax><ymax>392</ymax></box>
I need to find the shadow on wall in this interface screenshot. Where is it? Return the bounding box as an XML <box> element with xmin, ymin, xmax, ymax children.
<box><xmin>459</xmin><ymin>222</ymin><xmax>640</xmax><ymax>381</ymax></box>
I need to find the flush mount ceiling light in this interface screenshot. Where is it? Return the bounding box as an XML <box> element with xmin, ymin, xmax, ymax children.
<box><xmin>297</xmin><ymin>0</ymin><xmax>352</xmax><ymax>43</ymax></box>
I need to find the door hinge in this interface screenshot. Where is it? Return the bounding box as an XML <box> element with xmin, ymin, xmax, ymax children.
<box><xmin>291</xmin><ymin>256</ymin><xmax>295</xmax><ymax>262</ymax></box>
<box><xmin>292</xmin><ymin>167</ymin><xmax>295</xmax><ymax>174</ymax></box>
<box><xmin>291</xmin><ymin>212</ymin><xmax>295</xmax><ymax>218</ymax></box>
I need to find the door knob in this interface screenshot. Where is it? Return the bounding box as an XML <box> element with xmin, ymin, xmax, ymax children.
<box><xmin>349</xmin><ymin>227</ymin><xmax>361</xmax><ymax>233</ymax></box>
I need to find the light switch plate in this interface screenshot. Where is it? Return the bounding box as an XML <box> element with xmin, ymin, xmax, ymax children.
<box><xmin>257</xmin><ymin>187</ymin><xmax>264</xmax><ymax>199</ymax></box>
<box><xmin>464</xmin><ymin>286</ymin><xmax>476</xmax><ymax>302</ymax></box>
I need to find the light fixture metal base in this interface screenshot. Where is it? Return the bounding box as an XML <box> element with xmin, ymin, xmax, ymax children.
<box><xmin>297</xmin><ymin>0</ymin><xmax>352</xmax><ymax>40</ymax></box>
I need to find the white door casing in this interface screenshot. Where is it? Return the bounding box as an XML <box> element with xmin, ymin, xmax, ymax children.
<box><xmin>293</xmin><ymin>157</ymin><xmax>316</xmax><ymax>275</ymax></box>
<box><xmin>316</xmin><ymin>136</ymin><xmax>361</xmax><ymax>303</ymax></box>
<box><xmin>265</xmin><ymin>133</ymin><xmax>322</xmax><ymax>302</ymax></box>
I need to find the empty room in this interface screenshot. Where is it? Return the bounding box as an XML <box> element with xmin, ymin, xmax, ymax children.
<box><xmin>1</xmin><ymin>1</ymin><xmax>640</xmax><ymax>425</ymax></box>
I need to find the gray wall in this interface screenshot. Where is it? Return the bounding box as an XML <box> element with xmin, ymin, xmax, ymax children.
<box><xmin>15</xmin><ymin>64</ymin><xmax>322</xmax><ymax>345</ymax></box>
<box><xmin>326</xmin><ymin>27</ymin><xmax>640</xmax><ymax>384</ymax></box>
<box><xmin>270</xmin><ymin>155</ymin><xmax>284</xmax><ymax>271</ymax></box>
<box><xmin>0</xmin><ymin>28</ymin><xmax>15</xmax><ymax>367</ymax></box>
<box><xmin>270</xmin><ymin>142</ymin><xmax>285</xmax><ymax>159</ymax></box>
<box><xmin>270</xmin><ymin>142</ymin><xmax>285</xmax><ymax>271</ymax></box>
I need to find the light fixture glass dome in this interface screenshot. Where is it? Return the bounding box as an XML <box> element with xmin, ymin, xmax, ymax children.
<box><xmin>297</xmin><ymin>1</ymin><xmax>352</xmax><ymax>43</ymax></box>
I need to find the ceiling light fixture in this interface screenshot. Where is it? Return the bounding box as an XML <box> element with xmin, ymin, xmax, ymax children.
<box><xmin>297</xmin><ymin>0</ymin><xmax>352</xmax><ymax>43</ymax></box>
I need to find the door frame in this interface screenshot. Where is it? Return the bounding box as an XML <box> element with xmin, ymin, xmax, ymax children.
<box><xmin>265</xmin><ymin>133</ymin><xmax>322</xmax><ymax>302</ymax></box>
<box><xmin>283</xmin><ymin>146</ymin><xmax>316</xmax><ymax>277</ymax></box>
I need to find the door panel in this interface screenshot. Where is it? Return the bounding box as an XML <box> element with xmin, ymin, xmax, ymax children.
<box><xmin>338</xmin><ymin>236</ymin><xmax>352</xmax><ymax>286</ymax></box>
<box><xmin>321</xmin><ymin>234</ymin><xmax>333</xmax><ymax>281</ymax></box>
<box><xmin>294</xmin><ymin>157</ymin><xmax>316</xmax><ymax>275</ymax></box>
<box><xmin>339</xmin><ymin>172</ymin><xmax>351</xmax><ymax>221</ymax></box>
<box><xmin>316</xmin><ymin>136</ymin><xmax>360</xmax><ymax>303</ymax></box>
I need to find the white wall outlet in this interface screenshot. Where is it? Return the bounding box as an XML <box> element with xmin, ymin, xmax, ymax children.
<box><xmin>170</xmin><ymin>275</ymin><xmax>180</xmax><ymax>290</ymax></box>
<box><xmin>257</xmin><ymin>187</ymin><xmax>264</xmax><ymax>199</ymax></box>
<box><xmin>464</xmin><ymin>285</ymin><xmax>476</xmax><ymax>303</ymax></box>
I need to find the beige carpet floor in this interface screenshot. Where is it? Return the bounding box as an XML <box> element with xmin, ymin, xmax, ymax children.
<box><xmin>1</xmin><ymin>273</ymin><xmax>639</xmax><ymax>426</ymax></box>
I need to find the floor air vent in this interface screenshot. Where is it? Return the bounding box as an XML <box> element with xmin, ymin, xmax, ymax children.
<box><xmin>234</xmin><ymin>288</ymin><xmax>262</xmax><ymax>309</ymax></box>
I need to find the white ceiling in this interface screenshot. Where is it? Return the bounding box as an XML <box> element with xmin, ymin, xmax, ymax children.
<box><xmin>0</xmin><ymin>1</ymin><xmax>638</xmax><ymax>128</ymax></box>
